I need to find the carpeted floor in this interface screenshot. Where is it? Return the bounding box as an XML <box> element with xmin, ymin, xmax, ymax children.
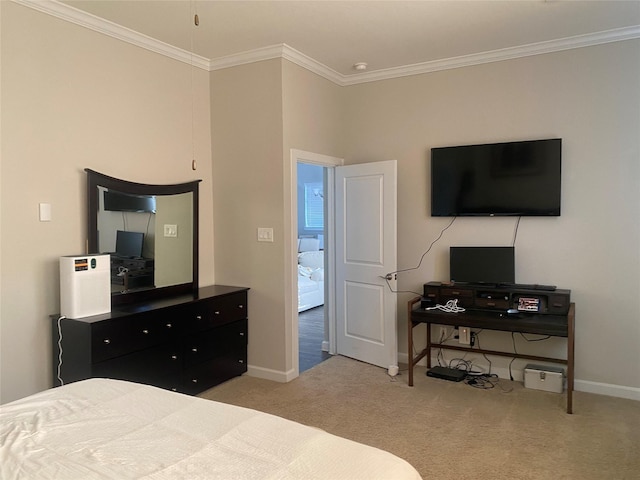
<box><xmin>199</xmin><ymin>355</ymin><xmax>639</xmax><ymax>480</ymax></box>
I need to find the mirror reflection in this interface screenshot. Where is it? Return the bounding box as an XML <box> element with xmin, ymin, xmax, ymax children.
<box><xmin>86</xmin><ymin>169</ymin><xmax>200</xmax><ymax>305</ymax></box>
<box><xmin>96</xmin><ymin>187</ymin><xmax>193</xmax><ymax>293</ymax></box>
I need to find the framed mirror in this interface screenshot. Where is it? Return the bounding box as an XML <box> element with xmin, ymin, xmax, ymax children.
<box><xmin>86</xmin><ymin>169</ymin><xmax>201</xmax><ymax>305</ymax></box>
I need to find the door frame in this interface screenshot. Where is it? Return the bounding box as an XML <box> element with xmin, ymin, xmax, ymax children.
<box><xmin>289</xmin><ymin>149</ymin><xmax>343</xmax><ymax>379</ymax></box>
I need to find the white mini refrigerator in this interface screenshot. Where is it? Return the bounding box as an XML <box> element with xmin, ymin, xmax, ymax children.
<box><xmin>60</xmin><ymin>254</ymin><xmax>111</xmax><ymax>318</ymax></box>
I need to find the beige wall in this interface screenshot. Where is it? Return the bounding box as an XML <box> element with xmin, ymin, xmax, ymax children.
<box><xmin>210</xmin><ymin>60</ymin><xmax>344</xmax><ymax>378</ymax></box>
<box><xmin>0</xmin><ymin>2</ymin><xmax>213</xmax><ymax>403</ymax></box>
<box><xmin>340</xmin><ymin>41</ymin><xmax>640</xmax><ymax>391</ymax></box>
<box><xmin>210</xmin><ymin>60</ymin><xmax>288</xmax><ymax>377</ymax></box>
<box><xmin>1</xmin><ymin>0</ymin><xmax>638</xmax><ymax>402</ymax></box>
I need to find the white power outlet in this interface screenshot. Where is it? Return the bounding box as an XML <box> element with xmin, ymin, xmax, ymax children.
<box><xmin>459</xmin><ymin>327</ymin><xmax>471</xmax><ymax>345</ymax></box>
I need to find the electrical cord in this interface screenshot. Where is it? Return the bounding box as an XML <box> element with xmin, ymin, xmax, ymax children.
<box><xmin>472</xmin><ymin>330</ymin><xmax>493</xmax><ymax>374</ymax></box>
<box><xmin>509</xmin><ymin>331</ymin><xmax>552</xmax><ymax>379</ymax></box>
<box><xmin>56</xmin><ymin>315</ymin><xmax>66</xmax><ymax>386</ymax></box>
<box><xmin>382</xmin><ymin>217</ymin><xmax>457</xmax><ymax>295</ymax></box>
<box><xmin>392</xmin><ymin>216</ymin><xmax>457</xmax><ymax>276</ymax></box>
<box><xmin>512</xmin><ymin>215</ymin><xmax>521</xmax><ymax>246</ymax></box>
<box><xmin>464</xmin><ymin>335</ymin><xmax>514</xmax><ymax>392</ymax></box>
<box><xmin>425</xmin><ymin>299</ymin><xmax>466</xmax><ymax>313</ymax></box>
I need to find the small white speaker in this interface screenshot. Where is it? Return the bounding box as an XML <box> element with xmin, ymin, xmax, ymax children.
<box><xmin>60</xmin><ymin>254</ymin><xmax>111</xmax><ymax>318</ymax></box>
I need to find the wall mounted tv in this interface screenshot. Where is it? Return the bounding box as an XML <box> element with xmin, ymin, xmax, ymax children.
<box><xmin>431</xmin><ymin>138</ymin><xmax>561</xmax><ymax>216</ymax></box>
<box><xmin>104</xmin><ymin>190</ymin><xmax>156</xmax><ymax>213</ymax></box>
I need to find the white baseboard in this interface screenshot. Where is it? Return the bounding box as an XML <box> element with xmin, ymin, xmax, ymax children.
<box><xmin>246</xmin><ymin>364</ymin><xmax>295</xmax><ymax>383</ymax></box>
<box><xmin>398</xmin><ymin>353</ymin><xmax>640</xmax><ymax>402</ymax></box>
<box><xmin>248</xmin><ymin>357</ymin><xmax>640</xmax><ymax>402</ymax></box>
<box><xmin>574</xmin><ymin>379</ymin><xmax>640</xmax><ymax>401</ymax></box>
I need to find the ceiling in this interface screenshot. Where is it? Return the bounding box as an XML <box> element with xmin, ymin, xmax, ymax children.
<box><xmin>59</xmin><ymin>0</ymin><xmax>640</xmax><ymax>79</ymax></box>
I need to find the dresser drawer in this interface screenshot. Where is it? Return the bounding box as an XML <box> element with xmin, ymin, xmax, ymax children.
<box><xmin>92</xmin><ymin>312</ymin><xmax>176</xmax><ymax>363</ymax></box>
<box><xmin>475</xmin><ymin>298</ymin><xmax>509</xmax><ymax>309</ymax></box>
<box><xmin>186</xmin><ymin>292</ymin><xmax>248</xmax><ymax>334</ymax></box>
<box><xmin>92</xmin><ymin>342</ymin><xmax>181</xmax><ymax>384</ymax></box>
<box><xmin>183</xmin><ymin>319</ymin><xmax>247</xmax><ymax>368</ymax></box>
<box><xmin>182</xmin><ymin>353</ymin><xmax>248</xmax><ymax>395</ymax></box>
<box><xmin>440</xmin><ymin>287</ymin><xmax>474</xmax><ymax>307</ymax></box>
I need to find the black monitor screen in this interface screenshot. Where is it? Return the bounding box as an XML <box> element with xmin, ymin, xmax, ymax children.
<box><xmin>450</xmin><ymin>246</ymin><xmax>515</xmax><ymax>285</ymax></box>
<box><xmin>115</xmin><ymin>230</ymin><xmax>144</xmax><ymax>258</ymax></box>
<box><xmin>104</xmin><ymin>190</ymin><xmax>156</xmax><ymax>213</ymax></box>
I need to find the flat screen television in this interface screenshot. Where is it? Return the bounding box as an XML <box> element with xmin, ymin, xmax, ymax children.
<box><xmin>104</xmin><ymin>190</ymin><xmax>156</xmax><ymax>213</ymax></box>
<box><xmin>450</xmin><ymin>246</ymin><xmax>515</xmax><ymax>285</ymax></box>
<box><xmin>431</xmin><ymin>138</ymin><xmax>561</xmax><ymax>216</ymax></box>
<box><xmin>115</xmin><ymin>230</ymin><xmax>144</xmax><ymax>258</ymax></box>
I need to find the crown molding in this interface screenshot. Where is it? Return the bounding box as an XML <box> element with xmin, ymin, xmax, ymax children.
<box><xmin>13</xmin><ymin>0</ymin><xmax>640</xmax><ymax>85</ymax></box>
<box><xmin>12</xmin><ymin>0</ymin><xmax>210</xmax><ymax>70</ymax></box>
<box><xmin>341</xmin><ymin>25</ymin><xmax>640</xmax><ymax>86</ymax></box>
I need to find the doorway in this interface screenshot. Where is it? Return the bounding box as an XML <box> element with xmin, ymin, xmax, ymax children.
<box><xmin>289</xmin><ymin>151</ymin><xmax>398</xmax><ymax>377</ymax></box>
<box><xmin>296</xmin><ymin>162</ymin><xmax>330</xmax><ymax>372</ymax></box>
<box><xmin>290</xmin><ymin>150</ymin><xmax>343</xmax><ymax>377</ymax></box>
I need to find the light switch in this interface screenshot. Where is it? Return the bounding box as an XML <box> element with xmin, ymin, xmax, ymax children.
<box><xmin>39</xmin><ymin>203</ymin><xmax>52</xmax><ymax>222</ymax></box>
<box><xmin>164</xmin><ymin>224</ymin><xmax>178</xmax><ymax>237</ymax></box>
<box><xmin>257</xmin><ymin>227</ymin><xmax>274</xmax><ymax>242</ymax></box>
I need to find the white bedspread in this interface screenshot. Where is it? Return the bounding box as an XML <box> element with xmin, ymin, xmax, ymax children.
<box><xmin>1</xmin><ymin>378</ymin><xmax>422</xmax><ymax>480</ymax></box>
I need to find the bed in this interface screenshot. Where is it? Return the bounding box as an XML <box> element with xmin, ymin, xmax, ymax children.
<box><xmin>297</xmin><ymin>238</ymin><xmax>324</xmax><ymax>313</ymax></box>
<box><xmin>0</xmin><ymin>378</ymin><xmax>422</xmax><ymax>480</ymax></box>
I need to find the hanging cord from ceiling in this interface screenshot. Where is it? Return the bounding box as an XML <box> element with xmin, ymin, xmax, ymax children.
<box><xmin>190</xmin><ymin>2</ymin><xmax>199</xmax><ymax>171</ymax></box>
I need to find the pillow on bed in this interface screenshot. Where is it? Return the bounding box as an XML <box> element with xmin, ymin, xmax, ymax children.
<box><xmin>298</xmin><ymin>238</ymin><xmax>320</xmax><ymax>252</ymax></box>
<box><xmin>298</xmin><ymin>251</ymin><xmax>323</xmax><ymax>269</ymax></box>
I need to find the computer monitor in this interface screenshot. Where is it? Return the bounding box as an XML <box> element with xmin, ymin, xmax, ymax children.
<box><xmin>115</xmin><ymin>230</ymin><xmax>144</xmax><ymax>258</ymax></box>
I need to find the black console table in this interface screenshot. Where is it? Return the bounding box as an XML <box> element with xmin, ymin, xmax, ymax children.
<box><xmin>408</xmin><ymin>295</ymin><xmax>575</xmax><ymax>414</ymax></box>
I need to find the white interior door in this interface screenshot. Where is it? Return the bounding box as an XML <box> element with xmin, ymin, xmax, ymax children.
<box><xmin>334</xmin><ymin>160</ymin><xmax>397</xmax><ymax>370</ymax></box>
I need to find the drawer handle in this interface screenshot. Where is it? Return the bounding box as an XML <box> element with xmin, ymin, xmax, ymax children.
<box><xmin>238</xmin><ymin>359</ymin><xmax>244</xmax><ymax>364</ymax></box>
<box><xmin>238</xmin><ymin>305</ymin><xmax>244</xmax><ymax>309</ymax></box>
<box><xmin>196</xmin><ymin>315</ymin><xmax>202</xmax><ymax>320</ymax></box>
<box><xmin>171</xmin><ymin>355</ymin><xmax>178</xmax><ymax>360</ymax></box>
<box><xmin>103</xmin><ymin>339</ymin><xmax>111</xmax><ymax>345</ymax></box>
<box><xmin>166</xmin><ymin>323</ymin><xmax>172</xmax><ymax>328</ymax></box>
<box><xmin>214</xmin><ymin>311</ymin><xmax>220</xmax><ymax>315</ymax></box>
<box><xmin>192</xmin><ymin>379</ymin><xmax>198</xmax><ymax>383</ymax></box>
<box><xmin>239</xmin><ymin>332</ymin><xmax>245</xmax><ymax>336</ymax></box>
<box><xmin>142</xmin><ymin>329</ymin><xmax>149</xmax><ymax>334</ymax></box>
<box><xmin>191</xmin><ymin>347</ymin><xmax>198</xmax><ymax>352</ymax></box>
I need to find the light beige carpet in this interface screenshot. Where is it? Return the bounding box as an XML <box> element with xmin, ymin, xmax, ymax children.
<box><xmin>200</xmin><ymin>356</ymin><xmax>639</xmax><ymax>480</ymax></box>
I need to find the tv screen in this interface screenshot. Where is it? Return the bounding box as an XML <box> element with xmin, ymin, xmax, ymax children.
<box><xmin>450</xmin><ymin>246</ymin><xmax>515</xmax><ymax>285</ymax></box>
<box><xmin>115</xmin><ymin>230</ymin><xmax>144</xmax><ymax>258</ymax></box>
<box><xmin>431</xmin><ymin>138</ymin><xmax>561</xmax><ymax>216</ymax></box>
<box><xmin>104</xmin><ymin>190</ymin><xmax>156</xmax><ymax>213</ymax></box>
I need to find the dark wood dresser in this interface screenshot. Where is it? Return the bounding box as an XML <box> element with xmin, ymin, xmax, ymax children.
<box><xmin>52</xmin><ymin>285</ymin><xmax>248</xmax><ymax>395</ymax></box>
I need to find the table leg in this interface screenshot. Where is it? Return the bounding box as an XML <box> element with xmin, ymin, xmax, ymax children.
<box><xmin>426</xmin><ymin>322</ymin><xmax>431</xmax><ymax>369</ymax></box>
<box><xmin>567</xmin><ymin>303</ymin><xmax>575</xmax><ymax>414</ymax></box>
